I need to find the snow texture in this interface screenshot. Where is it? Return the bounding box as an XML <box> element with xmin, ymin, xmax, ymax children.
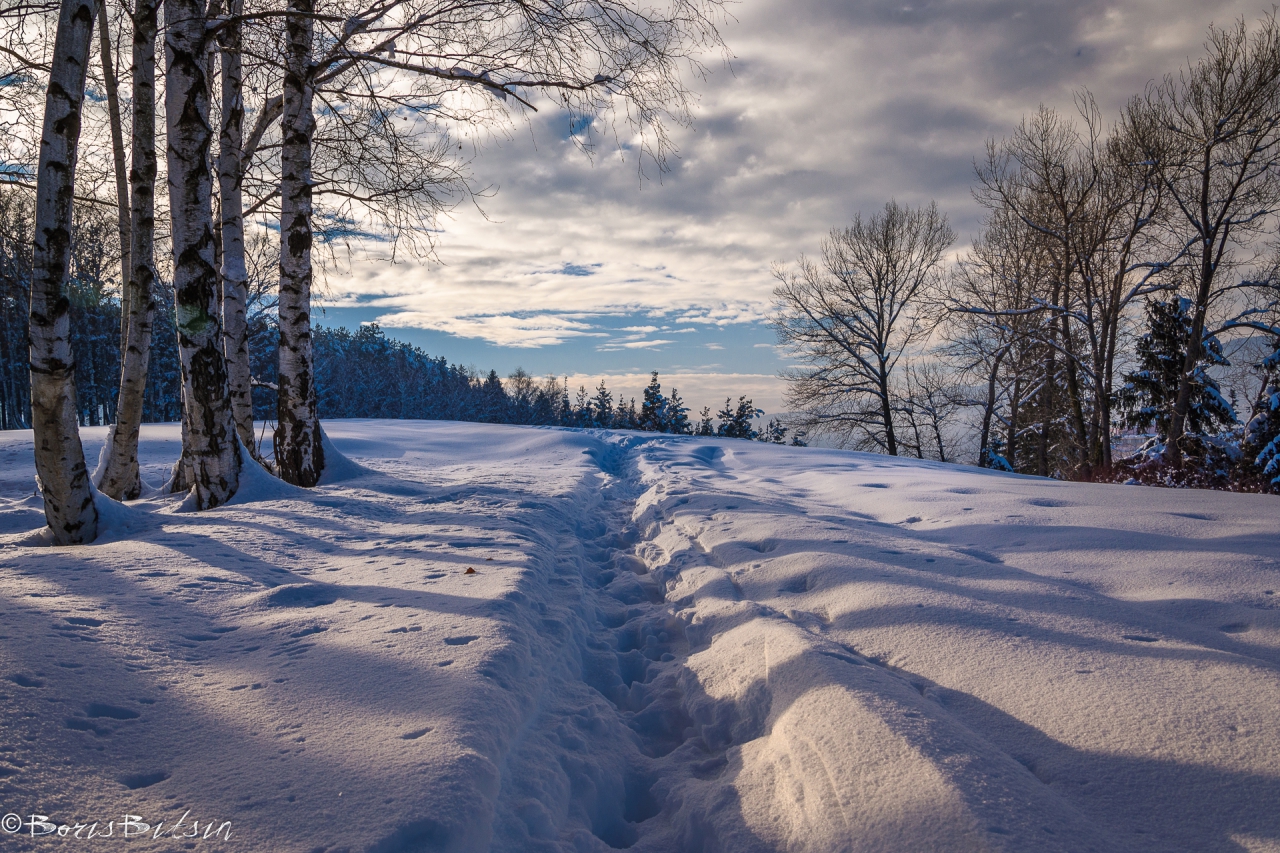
<box><xmin>1</xmin><ymin>420</ymin><xmax>1278</xmax><ymax>852</ymax></box>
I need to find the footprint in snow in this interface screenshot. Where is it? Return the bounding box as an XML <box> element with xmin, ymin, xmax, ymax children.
<box><xmin>7</xmin><ymin>673</ymin><xmax>44</xmax><ymax>688</ymax></box>
<box><xmin>443</xmin><ymin>635</ymin><xmax>478</xmax><ymax>646</ymax></box>
<box><xmin>261</xmin><ymin>584</ymin><xmax>338</xmax><ymax>608</ymax></box>
<box><xmin>86</xmin><ymin>703</ymin><xmax>141</xmax><ymax>719</ymax></box>
<box><xmin>119</xmin><ymin>770</ymin><xmax>169</xmax><ymax>790</ymax></box>
<box><xmin>779</xmin><ymin>577</ymin><xmax>809</xmax><ymax>594</ymax></box>
<box><xmin>400</xmin><ymin>727</ymin><xmax>432</xmax><ymax>740</ymax></box>
<box><xmin>64</xmin><ymin>718</ymin><xmax>111</xmax><ymax>736</ymax></box>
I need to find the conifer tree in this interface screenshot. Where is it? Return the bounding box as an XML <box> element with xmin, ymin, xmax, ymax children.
<box><xmin>717</xmin><ymin>396</ymin><xmax>762</xmax><ymax>439</ymax></box>
<box><xmin>479</xmin><ymin>371</ymin><xmax>505</xmax><ymax>423</ymax></box>
<box><xmin>572</xmin><ymin>385</ymin><xmax>591</xmax><ymax>427</ymax></box>
<box><xmin>1246</xmin><ymin>342</ymin><xmax>1280</xmax><ymax>490</ymax></box>
<box><xmin>639</xmin><ymin>371</ymin><xmax>667</xmax><ymax>431</ymax></box>
<box><xmin>668</xmin><ymin>387</ymin><xmax>691</xmax><ymax>434</ymax></box>
<box><xmin>619</xmin><ymin>398</ymin><xmax>639</xmax><ymax>430</ymax></box>
<box><xmin>1119</xmin><ymin>299</ymin><xmax>1237</xmax><ymax>440</ymax></box>
<box><xmin>696</xmin><ymin>406</ymin><xmax>715</xmax><ymax>436</ymax></box>
<box><xmin>591</xmin><ymin>379</ymin><xmax>614</xmax><ymax>428</ymax></box>
<box><xmin>759</xmin><ymin>418</ymin><xmax>789</xmax><ymax>444</ymax></box>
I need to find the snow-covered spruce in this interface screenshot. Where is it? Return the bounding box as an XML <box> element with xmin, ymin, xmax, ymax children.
<box><xmin>1</xmin><ymin>421</ymin><xmax>1278</xmax><ymax>852</ymax></box>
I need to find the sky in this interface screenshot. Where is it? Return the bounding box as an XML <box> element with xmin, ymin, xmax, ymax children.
<box><xmin>316</xmin><ymin>0</ymin><xmax>1272</xmax><ymax>417</ymax></box>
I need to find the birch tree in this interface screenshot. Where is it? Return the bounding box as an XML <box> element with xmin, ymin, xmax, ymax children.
<box><xmin>97</xmin><ymin>0</ymin><xmax>159</xmax><ymax>499</ymax></box>
<box><xmin>273</xmin><ymin>0</ymin><xmax>323</xmax><ymax>485</ymax></box>
<box><xmin>166</xmin><ymin>0</ymin><xmax>242</xmax><ymax>508</ymax></box>
<box><xmin>216</xmin><ymin>0</ymin><xmax>257</xmax><ymax>455</ymax></box>
<box><xmin>28</xmin><ymin>0</ymin><xmax>99</xmax><ymax>544</ymax></box>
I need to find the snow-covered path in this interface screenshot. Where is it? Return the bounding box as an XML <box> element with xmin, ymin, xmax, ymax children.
<box><xmin>1</xmin><ymin>421</ymin><xmax>1278</xmax><ymax>852</ymax></box>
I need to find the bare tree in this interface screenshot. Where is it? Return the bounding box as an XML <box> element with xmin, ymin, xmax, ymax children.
<box><xmin>945</xmin><ymin>205</ymin><xmax>1053</xmax><ymax>470</ymax></box>
<box><xmin>896</xmin><ymin>361</ymin><xmax>961</xmax><ymax>462</ymax></box>
<box><xmin>970</xmin><ymin>99</ymin><xmax>1175</xmax><ymax>477</ymax></box>
<box><xmin>95</xmin><ymin>0</ymin><xmax>129</xmax><ymax>328</ymax></box>
<box><xmin>974</xmin><ymin>103</ymin><xmax>1104</xmax><ymax>476</ymax></box>
<box><xmin>217</xmin><ymin>0</ymin><xmax>258</xmax><ymax>455</ymax></box>
<box><xmin>166</xmin><ymin>0</ymin><xmax>242</xmax><ymax>508</ymax></box>
<box><xmin>1072</xmin><ymin>116</ymin><xmax>1173</xmax><ymax>470</ymax></box>
<box><xmin>97</xmin><ymin>0</ymin><xmax>159</xmax><ymax>499</ymax></box>
<box><xmin>273</xmin><ymin>0</ymin><xmax>323</xmax><ymax>485</ymax></box>
<box><xmin>773</xmin><ymin>200</ymin><xmax>954</xmax><ymax>455</ymax></box>
<box><xmin>1125</xmin><ymin>13</ymin><xmax>1280</xmax><ymax>465</ymax></box>
<box><xmin>28</xmin><ymin>0</ymin><xmax>100</xmax><ymax>544</ymax></box>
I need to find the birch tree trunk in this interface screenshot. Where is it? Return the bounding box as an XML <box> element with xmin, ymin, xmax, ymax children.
<box><xmin>96</xmin><ymin>5</ymin><xmax>130</xmax><ymax>351</ymax></box>
<box><xmin>217</xmin><ymin>0</ymin><xmax>256</xmax><ymax>454</ymax></box>
<box><xmin>98</xmin><ymin>0</ymin><xmax>158</xmax><ymax>500</ymax></box>
<box><xmin>29</xmin><ymin>0</ymin><xmax>99</xmax><ymax>544</ymax></box>
<box><xmin>165</xmin><ymin>0</ymin><xmax>240</xmax><ymax>508</ymax></box>
<box><xmin>274</xmin><ymin>0</ymin><xmax>324</xmax><ymax>487</ymax></box>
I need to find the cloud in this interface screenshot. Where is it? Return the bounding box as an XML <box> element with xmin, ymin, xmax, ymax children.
<box><xmin>318</xmin><ymin>0</ymin><xmax>1261</xmax><ymax>402</ymax></box>
<box><xmin>597</xmin><ymin>338</ymin><xmax>677</xmax><ymax>351</ymax></box>
<box><xmin>374</xmin><ymin>311</ymin><xmax>606</xmax><ymax>348</ymax></box>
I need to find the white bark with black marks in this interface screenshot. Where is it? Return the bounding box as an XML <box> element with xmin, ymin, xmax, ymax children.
<box><xmin>274</xmin><ymin>0</ymin><xmax>323</xmax><ymax>487</ymax></box>
<box><xmin>217</xmin><ymin>0</ymin><xmax>255</xmax><ymax>454</ymax></box>
<box><xmin>29</xmin><ymin>0</ymin><xmax>99</xmax><ymax>544</ymax></box>
<box><xmin>98</xmin><ymin>0</ymin><xmax>158</xmax><ymax>501</ymax></box>
<box><xmin>165</xmin><ymin>0</ymin><xmax>241</xmax><ymax>508</ymax></box>
<box><xmin>96</xmin><ymin>4</ymin><xmax>130</xmax><ymax>353</ymax></box>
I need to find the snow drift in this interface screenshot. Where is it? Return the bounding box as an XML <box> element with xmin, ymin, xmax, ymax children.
<box><xmin>0</xmin><ymin>420</ymin><xmax>1277</xmax><ymax>852</ymax></box>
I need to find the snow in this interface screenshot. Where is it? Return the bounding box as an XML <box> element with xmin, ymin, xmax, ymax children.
<box><xmin>1</xmin><ymin>419</ymin><xmax>1278</xmax><ymax>852</ymax></box>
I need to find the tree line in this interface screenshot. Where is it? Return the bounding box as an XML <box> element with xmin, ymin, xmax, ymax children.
<box><xmin>0</xmin><ymin>215</ymin><xmax>795</xmax><ymax>437</ymax></box>
<box><xmin>773</xmin><ymin>13</ymin><xmax>1280</xmax><ymax>493</ymax></box>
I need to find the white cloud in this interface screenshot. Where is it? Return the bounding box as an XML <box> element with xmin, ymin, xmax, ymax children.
<box><xmin>317</xmin><ymin>0</ymin><xmax>1262</xmax><ymax>419</ymax></box>
<box><xmin>598</xmin><ymin>339</ymin><xmax>677</xmax><ymax>351</ymax></box>
<box><xmin>374</xmin><ymin>311</ymin><xmax>605</xmax><ymax>348</ymax></box>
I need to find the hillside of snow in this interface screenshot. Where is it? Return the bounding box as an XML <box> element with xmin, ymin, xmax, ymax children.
<box><xmin>1</xmin><ymin>420</ymin><xmax>1278</xmax><ymax>852</ymax></box>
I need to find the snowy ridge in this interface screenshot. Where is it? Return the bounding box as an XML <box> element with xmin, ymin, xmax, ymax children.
<box><xmin>0</xmin><ymin>421</ymin><xmax>1278</xmax><ymax>852</ymax></box>
<box><xmin>620</xmin><ymin>441</ymin><xmax>1110</xmax><ymax>850</ymax></box>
